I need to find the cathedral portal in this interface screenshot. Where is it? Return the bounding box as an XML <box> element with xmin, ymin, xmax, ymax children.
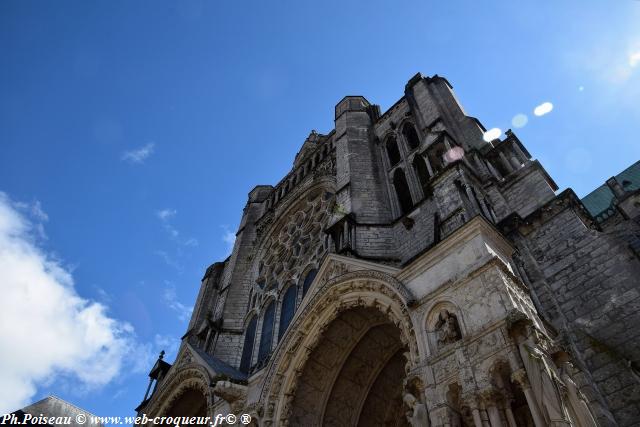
<box><xmin>288</xmin><ymin>307</ymin><xmax>409</xmax><ymax>427</ymax></box>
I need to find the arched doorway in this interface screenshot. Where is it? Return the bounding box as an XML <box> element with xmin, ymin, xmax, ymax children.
<box><xmin>164</xmin><ymin>388</ymin><xmax>207</xmax><ymax>418</ymax></box>
<box><xmin>289</xmin><ymin>307</ymin><xmax>410</xmax><ymax>427</ymax></box>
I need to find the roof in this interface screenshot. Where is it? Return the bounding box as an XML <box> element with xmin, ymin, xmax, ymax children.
<box><xmin>581</xmin><ymin>160</ymin><xmax>640</xmax><ymax>217</ymax></box>
<box><xmin>21</xmin><ymin>396</ymin><xmax>102</xmax><ymax>427</ymax></box>
<box><xmin>189</xmin><ymin>343</ymin><xmax>248</xmax><ymax>383</ymax></box>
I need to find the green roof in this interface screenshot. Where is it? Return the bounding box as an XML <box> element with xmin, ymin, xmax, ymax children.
<box><xmin>581</xmin><ymin>160</ymin><xmax>640</xmax><ymax>217</ymax></box>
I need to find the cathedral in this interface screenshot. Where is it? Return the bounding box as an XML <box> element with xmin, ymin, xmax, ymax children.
<box><xmin>135</xmin><ymin>73</ymin><xmax>640</xmax><ymax>426</ymax></box>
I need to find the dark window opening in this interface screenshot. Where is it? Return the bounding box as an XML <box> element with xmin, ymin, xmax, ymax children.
<box><xmin>278</xmin><ymin>286</ymin><xmax>297</xmax><ymax>341</ymax></box>
<box><xmin>257</xmin><ymin>302</ymin><xmax>275</xmax><ymax>365</ymax></box>
<box><xmin>413</xmin><ymin>156</ymin><xmax>432</xmax><ymax>198</ymax></box>
<box><xmin>302</xmin><ymin>268</ymin><xmax>317</xmax><ymax>297</ymax></box>
<box><xmin>239</xmin><ymin>317</ymin><xmax>257</xmax><ymax>373</ymax></box>
<box><xmin>402</xmin><ymin>123</ymin><xmax>420</xmax><ymax>150</ymax></box>
<box><xmin>426</xmin><ymin>141</ymin><xmax>447</xmax><ymax>174</ymax></box>
<box><xmin>386</xmin><ymin>137</ymin><xmax>401</xmax><ymax>166</ymax></box>
<box><xmin>393</xmin><ymin>169</ymin><xmax>413</xmax><ymax>215</ymax></box>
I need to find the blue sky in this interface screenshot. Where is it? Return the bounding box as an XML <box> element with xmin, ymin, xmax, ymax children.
<box><xmin>1</xmin><ymin>0</ymin><xmax>639</xmax><ymax>419</ymax></box>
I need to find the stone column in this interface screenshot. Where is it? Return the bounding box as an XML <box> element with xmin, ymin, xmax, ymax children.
<box><xmin>486</xmin><ymin>160</ymin><xmax>502</xmax><ymax>180</ymax></box>
<box><xmin>503</xmin><ymin>397</ymin><xmax>518</xmax><ymax>427</ymax></box>
<box><xmin>463</xmin><ymin>395</ymin><xmax>484</xmax><ymax>427</ymax></box>
<box><xmin>480</xmin><ymin>389</ymin><xmax>504</xmax><ymax>427</ymax></box>
<box><xmin>512</xmin><ymin>143</ymin><xmax>528</xmax><ymax>164</ymax></box>
<box><xmin>509</xmin><ymin>155</ymin><xmax>521</xmax><ymax>170</ymax></box>
<box><xmin>464</xmin><ymin>184</ymin><xmax>481</xmax><ymax>215</ymax></box>
<box><xmin>511</xmin><ymin>369</ymin><xmax>546</xmax><ymax>427</ymax></box>
<box><xmin>498</xmin><ymin>151</ymin><xmax>514</xmax><ymax>174</ymax></box>
<box><xmin>424</xmin><ymin>154</ymin><xmax>435</xmax><ymax>177</ymax></box>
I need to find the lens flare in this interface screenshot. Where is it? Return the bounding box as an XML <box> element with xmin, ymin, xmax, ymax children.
<box><xmin>483</xmin><ymin>128</ymin><xmax>502</xmax><ymax>142</ymax></box>
<box><xmin>534</xmin><ymin>102</ymin><xmax>553</xmax><ymax>117</ymax></box>
<box><xmin>512</xmin><ymin>114</ymin><xmax>528</xmax><ymax>128</ymax></box>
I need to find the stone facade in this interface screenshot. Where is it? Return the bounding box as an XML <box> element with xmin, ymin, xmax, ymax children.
<box><xmin>136</xmin><ymin>73</ymin><xmax>640</xmax><ymax>426</ymax></box>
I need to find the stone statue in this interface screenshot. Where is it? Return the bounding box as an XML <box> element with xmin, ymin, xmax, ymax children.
<box><xmin>403</xmin><ymin>392</ymin><xmax>430</xmax><ymax>426</ymax></box>
<box><xmin>517</xmin><ymin>329</ymin><xmax>571</xmax><ymax>425</ymax></box>
<box><xmin>436</xmin><ymin>310</ymin><xmax>461</xmax><ymax>346</ymax></box>
<box><xmin>559</xmin><ymin>361</ymin><xmax>598</xmax><ymax>427</ymax></box>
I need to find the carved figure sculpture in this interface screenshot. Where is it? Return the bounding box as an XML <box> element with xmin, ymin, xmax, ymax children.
<box><xmin>436</xmin><ymin>310</ymin><xmax>461</xmax><ymax>346</ymax></box>
<box><xmin>517</xmin><ymin>329</ymin><xmax>571</xmax><ymax>426</ymax></box>
<box><xmin>403</xmin><ymin>392</ymin><xmax>430</xmax><ymax>427</ymax></box>
<box><xmin>559</xmin><ymin>361</ymin><xmax>598</xmax><ymax>427</ymax></box>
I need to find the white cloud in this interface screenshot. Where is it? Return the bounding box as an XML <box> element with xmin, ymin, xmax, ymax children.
<box><xmin>482</xmin><ymin>128</ymin><xmax>502</xmax><ymax>142</ymax></box>
<box><xmin>0</xmin><ymin>193</ymin><xmax>138</xmax><ymax>413</ymax></box>
<box><xmin>156</xmin><ymin>209</ymin><xmax>177</xmax><ymax>221</ymax></box>
<box><xmin>155</xmin><ymin>249</ymin><xmax>182</xmax><ymax>271</ymax></box>
<box><xmin>221</xmin><ymin>225</ymin><xmax>236</xmax><ymax>256</ymax></box>
<box><xmin>163</xmin><ymin>282</ymin><xmax>193</xmax><ymax>323</ymax></box>
<box><xmin>533</xmin><ymin>102</ymin><xmax>554</xmax><ymax>117</ymax></box>
<box><xmin>156</xmin><ymin>209</ymin><xmax>198</xmax><ymax>246</ymax></box>
<box><xmin>121</xmin><ymin>143</ymin><xmax>155</xmax><ymax>164</ymax></box>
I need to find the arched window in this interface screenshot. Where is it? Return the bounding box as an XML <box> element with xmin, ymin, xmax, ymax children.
<box><xmin>393</xmin><ymin>169</ymin><xmax>413</xmax><ymax>215</ymax></box>
<box><xmin>412</xmin><ymin>156</ymin><xmax>431</xmax><ymax>198</ymax></box>
<box><xmin>247</xmin><ymin>289</ymin><xmax>254</xmax><ymax>312</ymax></box>
<box><xmin>302</xmin><ymin>268</ymin><xmax>318</xmax><ymax>297</ymax></box>
<box><xmin>402</xmin><ymin>123</ymin><xmax>420</xmax><ymax>150</ymax></box>
<box><xmin>257</xmin><ymin>301</ymin><xmax>275</xmax><ymax>364</ymax></box>
<box><xmin>239</xmin><ymin>316</ymin><xmax>257</xmax><ymax>373</ymax></box>
<box><xmin>278</xmin><ymin>286</ymin><xmax>297</xmax><ymax>340</ymax></box>
<box><xmin>386</xmin><ymin>137</ymin><xmax>401</xmax><ymax>166</ymax></box>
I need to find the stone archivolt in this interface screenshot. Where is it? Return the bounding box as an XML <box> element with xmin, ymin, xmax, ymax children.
<box><xmin>260</xmin><ymin>273</ymin><xmax>419</xmax><ymax>425</ymax></box>
<box><xmin>143</xmin><ymin>365</ymin><xmax>212</xmax><ymax>419</ymax></box>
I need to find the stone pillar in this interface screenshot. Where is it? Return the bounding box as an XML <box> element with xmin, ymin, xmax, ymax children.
<box><xmin>503</xmin><ymin>397</ymin><xmax>518</xmax><ymax>427</ymax></box>
<box><xmin>463</xmin><ymin>395</ymin><xmax>484</xmax><ymax>427</ymax></box>
<box><xmin>464</xmin><ymin>184</ymin><xmax>481</xmax><ymax>215</ymax></box>
<box><xmin>512</xmin><ymin>143</ymin><xmax>528</xmax><ymax>164</ymax></box>
<box><xmin>486</xmin><ymin>160</ymin><xmax>502</xmax><ymax>180</ymax></box>
<box><xmin>509</xmin><ymin>155</ymin><xmax>521</xmax><ymax>170</ymax></box>
<box><xmin>480</xmin><ymin>389</ymin><xmax>504</xmax><ymax>427</ymax></box>
<box><xmin>498</xmin><ymin>151</ymin><xmax>514</xmax><ymax>174</ymax></box>
<box><xmin>511</xmin><ymin>369</ymin><xmax>546</xmax><ymax>427</ymax></box>
<box><xmin>424</xmin><ymin>154</ymin><xmax>435</xmax><ymax>177</ymax></box>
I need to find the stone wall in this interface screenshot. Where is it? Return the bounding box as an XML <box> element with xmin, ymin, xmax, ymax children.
<box><xmin>514</xmin><ymin>197</ymin><xmax>640</xmax><ymax>426</ymax></box>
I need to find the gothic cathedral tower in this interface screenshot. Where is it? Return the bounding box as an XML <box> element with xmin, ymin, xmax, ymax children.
<box><xmin>136</xmin><ymin>73</ymin><xmax>640</xmax><ymax>427</ymax></box>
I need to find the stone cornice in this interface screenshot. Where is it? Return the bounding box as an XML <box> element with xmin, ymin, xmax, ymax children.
<box><xmin>498</xmin><ymin>188</ymin><xmax>598</xmax><ymax>237</ymax></box>
<box><xmin>397</xmin><ymin>215</ymin><xmax>515</xmax><ymax>283</ymax></box>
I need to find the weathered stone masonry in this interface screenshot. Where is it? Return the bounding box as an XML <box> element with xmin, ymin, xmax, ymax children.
<box><xmin>136</xmin><ymin>73</ymin><xmax>640</xmax><ymax>427</ymax></box>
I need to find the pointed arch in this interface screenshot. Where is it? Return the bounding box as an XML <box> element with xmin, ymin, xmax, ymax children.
<box><xmin>393</xmin><ymin>168</ymin><xmax>413</xmax><ymax>215</ymax></box>
<box><xmin>385</xmin><ymin>136</ymin><xmax>401</xmax><ymax>166</ymax></box>
<box><xmin>402</xmin><ymin>122</ymin><xmax>420</xmax><ymax>150</ymax></box>
<box><xmin>278</xmin><ymin>285</ymin><xmax>297</xmax><ymax>341</ymax></box>
<box><xmin>301</xmin><ymin>268</ymin><xmax>318</xmax><ymax>297</ymax></box>
<box><xmin>240</xmin><ymin>316</ymin><xmax>257</xmax><ymax>373</ymax></box>
<box><xmin>257</xmin><ymin>301</ymin><xmax>275</xmax><ymax>365</ymax></box>
<box><xmin>412</xmin><ymin>155</ymin><xmax>431</xmax><ymax>198</ymax></box>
